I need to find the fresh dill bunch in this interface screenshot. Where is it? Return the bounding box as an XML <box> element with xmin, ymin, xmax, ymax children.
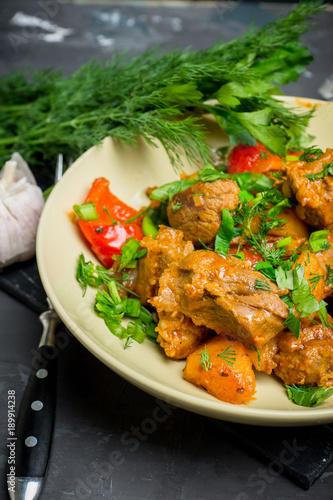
<box><xmin>0</xmin><ymin>1</ymin><xmax>325</xmax><ymax>178</ymax></box>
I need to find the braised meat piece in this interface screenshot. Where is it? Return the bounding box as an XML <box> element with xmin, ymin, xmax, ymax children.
<box><xmin>155</xmin><ymin>311</ymin><xmax>211</xmax><ymax>359</ymax></box>
<box><xmin>248</xmin><ymin>335</ymin><xmax>280</xmax><ymax>375</ymax></box>
<box><xmin>273</xmin><ymin>316</ymin><xmax>333</xmax><ymax>388</ymax></box>
<box><xmin>167</xmin><ymin>179</ymin><xmax>240</xmax><ymax>246</ymax></box>
<box><xmin>134</xmin><ymin>226</ymin><xmax>194</xmax><ymax>305</ymax></box>
<box><xmin>281</xmin><ymin>148</ymin><xmax>333</xmax><ymax>228</ymax></box>
<box><xmin>150</xmin><ymin>250</ymin><xmax>289</xmax><ymax>349</ymax></box>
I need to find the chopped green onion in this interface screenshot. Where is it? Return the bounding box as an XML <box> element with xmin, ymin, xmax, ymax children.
<box><xmin>73</xmin><ymin>202</ymin><xmax>99</xmax><ymax>221</ymax></box>
<box><xmin>124</xmin><ymin>206</ymin><xmax>150</xmax><ymax>223</ymax></box>
<box><xmin>103</xmin><ymin>206</ymin><xmax>119</xmax><ymax>225</ymax></box>
<box><xmin>127</xmin><ymin>321</ymin><xmax>146</xmax><ymax>343</ymax></box>
<box><xmin>276</xmin><ymin>236</ymin><xmax>292</xmax><ymax>248</ymax></box>
<box><xmin>309</xmin><ymin>230</ymin><xmax>331</xmax><ymax>253</ymax></box>
<box><xmin>108</xmin><ymin>281</ymin><xmax>122</xmax><ymax>305</ymax></box>
<box><xmin>285</xmin><ymin>155</ymin><xmax>299</xmax><ymax>161</ymax></box>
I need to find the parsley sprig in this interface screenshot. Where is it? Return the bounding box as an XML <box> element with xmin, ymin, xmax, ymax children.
<box><xmin>76</xmin><ymin>254</ymin><xmax>157</xmax><ymax>347</ymax></box>
<box><xmin>276</xmin><ymin>264</ymin><xmax>330</xmax><ymax>338</ymax></box>
<box><xmin>286</xmin><ymin>384</ymin><xmax>333</xmax><ymax>407</ymax></box>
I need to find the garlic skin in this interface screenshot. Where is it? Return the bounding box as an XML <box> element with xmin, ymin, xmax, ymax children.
<box><xmin>0</xmin><ymin>153</ymin><xmax>45</xmax><ymax>269</ymax></box>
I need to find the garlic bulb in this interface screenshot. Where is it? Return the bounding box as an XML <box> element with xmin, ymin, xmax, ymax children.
<box><xmin>0</xmin><ymin>153</ymin><xmax>45</xmax><ymax>269</ymax></box>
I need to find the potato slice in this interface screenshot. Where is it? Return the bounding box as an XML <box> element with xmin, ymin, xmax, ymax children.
<box><xmin>184</xmin><ymin>335</ymin><xmax>256</xmax><ymax>405</ymax></box>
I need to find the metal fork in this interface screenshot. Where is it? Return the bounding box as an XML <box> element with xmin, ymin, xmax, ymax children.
<box><xmin>7</xmin><ymin>155</ymin><xmax>64</xmax><ymax>500</ymax></box>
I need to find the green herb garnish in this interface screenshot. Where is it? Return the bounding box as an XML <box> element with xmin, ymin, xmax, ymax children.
<box><xmin>254</xmin><ymin>279</ymin><xmax>272</xmax><ymax>291</ymax></box>
<box><xmin>103</xmin><ymin>206</ymin><xmax>119</xmax><ymax>225</ymax></box>
<box><xmin>299</xmin><ymin>146</ymin><xmax>324</xmax><ymax>162</ymax></box>
<box><xmin>214</xmin><ymin>208</ymin><xmax>235</xmax><ymax>257</ymax></box>
<box><xmin>325</xmin><ymin>265</ymin><xmax>333</xmax><ymax>287</ymax></box>
<box><xmin>116</xmin><ymin>237</ymin><xmax>147</xmax><ymax>271</ymax></box>
<box><xmin>250</xmin><ymin>345</ymin><xmax>261</xmax><ymax>367</ymax></box>
<box><xmin>73</xmin><ymin>202</ymin><xmax>99</xmax><ymax>221</ymax></box>
<box><xmin>198</xmin><ymin>345</ymin><xmax>211</xmax><ymax>371</ymax></box>
<box><xmin>308</xmin><ymin>272</ymin><xmax>324</xmax><ymax>291</ymax></box>
<box><xmin>308</xmin><ymin>230</ymin><xmax>331</xmax><ymax>253</ymax></box>
<box><xmin>286</xmin><ymin>384</ymin><xmax>333</xmax><ymax>407</ymax></box>
<box><xmin>218</xmin><ymin>345</ymin><xmax>237</xmax><ymax>367</ymax></box>
<box><xmin>124</xmin><ymin>206</ymin><xmax>150</xmax><ymax>223</ymax></box>
<box><xmin>171</xmin><ymin>201</ymin><xmax>183</xmax><ymax>212</ymax></box>
<box><xmin>305</xmin><ymin>161</ymin><xmax>333</xmax><ymax>181</ymax></box>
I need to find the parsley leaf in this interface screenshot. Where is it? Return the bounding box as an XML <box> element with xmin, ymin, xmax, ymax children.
<box><xmin>286</xmin><ymin>384</ymin><xmax>333</xmax><ymax>407</ymax></box>
<box><xmin>116</xmin><ymin>237</ymin><xmax>147</xmax><ymax>271</ymax></box>
<box><xmin>215</xmin><ymin>209</ymin><xmax>235</xmax><ymax>257</ymax></box>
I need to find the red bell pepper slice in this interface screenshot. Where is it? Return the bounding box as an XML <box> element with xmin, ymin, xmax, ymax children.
<box><xmin>227</xmin><ymin>143</ymin><xmax>283</xmax><ymax>174</ymax></box>
<box><xmin>78</xmin><ymin>177</ymin><xmax>143</xmax><ymax>268</ymax></box>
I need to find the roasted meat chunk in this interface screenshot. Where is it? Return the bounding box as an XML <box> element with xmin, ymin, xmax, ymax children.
<box><xmin>134</xmin><ymin>226</ymin><xmax>194</xmax><ymax>305</ymax></box>
<box><xmin>167</xmin><ymin>179</ymin><xmax>240</xmax><ymax>246</ymax></box>
<box><xmin>281</xmin><ymin>148</ymin><xmax>333</xmax><ymax>228</ymax></box>
<box><xmin>248</xmin><ymin>335</ymin><xmax>280</xmax><ymax>374</ymax></box>
<box><xmin>273</xmin><ymin>316</ymin><xmax>333</xmax><ymax>388</ymax></box>
<box><xmin>155</xmin><ymin>311</ymin><xmax>211</xmax><ymax>359</ymax></box>
<box><xmin>150</xmin><ymin>250</ymin><xmax>289</xmax><ymax>349</ymax></box>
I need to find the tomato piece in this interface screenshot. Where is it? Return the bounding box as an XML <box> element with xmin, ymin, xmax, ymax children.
<box><xmin>227</xmin><ymin>143</ymin><xmax>283</xmax><ymax>174</ymax></box>
<box><xmin>78</xmin><ymin>177</ymin><xmax>143</xmax><ymax>268</ymax></box>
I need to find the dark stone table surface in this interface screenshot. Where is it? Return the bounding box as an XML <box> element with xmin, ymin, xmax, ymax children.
<box><xmin>1</xmin><ymin>2</ymin><xmax>333</xmax><ymax>499</ymax></box>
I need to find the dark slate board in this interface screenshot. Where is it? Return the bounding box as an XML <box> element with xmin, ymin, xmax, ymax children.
<box><xmin>0</xmin><ymin>258</ymin><xmax>48</xmax><ymax>314</ymax></box>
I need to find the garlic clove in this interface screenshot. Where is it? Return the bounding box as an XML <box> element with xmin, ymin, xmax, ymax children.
<box><xmin>0</xmin><ymin>153</ymin><xmax>45</xmax><ymax>269</ymax></box>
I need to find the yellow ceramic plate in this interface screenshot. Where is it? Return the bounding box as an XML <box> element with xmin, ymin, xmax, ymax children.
<box><xmin>37</xmin><ymin>96</ymin><xmax>333</xmax><ymax>426</ymax></box>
